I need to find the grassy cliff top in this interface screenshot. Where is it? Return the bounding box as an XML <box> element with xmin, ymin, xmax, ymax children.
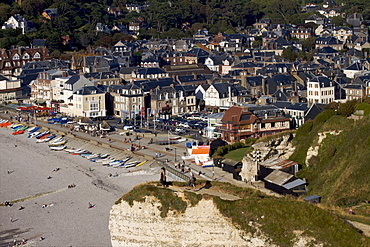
<box><xmin>116</xmin><ymin>181</ymin><xmax>370</xmax><ymax>247</ymax></box>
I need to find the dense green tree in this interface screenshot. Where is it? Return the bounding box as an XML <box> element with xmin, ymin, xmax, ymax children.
<box><xmin>331</xmin><ymin>16</ymin><xmax>345</xmax><ymax>26</ymax></box>
<box><xmin>282</xmin><ymin>47</ymin><xmax>297</xmax><ymax>61</ymax></box>
<box><xmin>21</xmin><ymin>0</ymin><xmax>48</xmax><ymax>17</ymax></box>
<box><xmin>94</xmin><ymin>35</ymin><xmax>113</xmax><ymax>48</ymax></box>
<box><xmin>302</xmin><ymin>37</ymin><xmax>316</xmax><ymax>51</ymax></box>
<box><xmin>0</xmin><ymin>4</ymin><xmax>12</xmax><ymax>24</ymax></box>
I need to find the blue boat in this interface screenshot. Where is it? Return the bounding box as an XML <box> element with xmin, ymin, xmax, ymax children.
<box><xmin>29</xmin><ymin>127</ymin><xmax>40</xmax><ymax>133</ymax></box>
<box><xmin>36</xmin><ymin>131</ymin><xmax>50</xmax><ymax>139</ymax></box>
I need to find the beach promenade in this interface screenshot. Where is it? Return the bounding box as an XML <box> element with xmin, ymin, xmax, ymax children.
<box><xmin>0</xmin><ymin>113</ymin><xmax>252</xmax><ymax>247</ymax></box>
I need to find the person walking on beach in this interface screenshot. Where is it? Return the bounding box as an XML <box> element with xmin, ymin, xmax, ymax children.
<box><xmin>10</xmin><ymin>217</ymin><xmax>13</xmax><ymax>223</ymax></box>
<box><xmin>160</xmin><ymin>167</ymin><xmax>166</xmax><ymax>187</ymax></box>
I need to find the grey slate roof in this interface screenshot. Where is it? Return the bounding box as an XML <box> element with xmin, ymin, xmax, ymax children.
<box><xmin>272</xmin><ymin>101</ymin><xmax>308</xmax><ymax>111</ymax></box>
<box><xmin>310</xmin><ymin>76</ymin><xmax>334</xmax><ymax>87</ymax></box>
<box><xmin>75</xmin><ymin>86</ymin><xmax>104</xmax><ymax>95</ymax></box>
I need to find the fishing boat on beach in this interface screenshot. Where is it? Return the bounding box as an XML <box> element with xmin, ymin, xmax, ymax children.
<box><xmin>28</xmin><ymin>126</ymin><xmax>40</xmax><ymax>133</ymax></box>
<box><xmin>40</xmin><ymin>134</ymin><xmax>56</xmax><ymax>143</ymax></box>
<box><xmin>1</xmin><ymin>122</ymin><xmax>12</xmax><ymax>127</ymax></box>
<box><xmin>36</xmin><ymin>131</ymin><xmax>50</xmax><ymax>139</ymax></box>
<box><xmin>49</xmin><ymin>145</ymin><xmax>66</xmax><ymax>151</ymax></box>
<box><xmin>28</xmin><ymin>131</ymin><xmax>40</xmax><ymax>138</ymax></box>
<box><xmin>101</xmin><ymin>158</ymin><xmax>116</xmax><ymax>165</ymax></box>
<box><xmin>48</xmin><ymin>137</ymin><xmax>67</xmax><ymax>146</ymax></box>
<box><xmin>71</xmin><ymin>149</ymin><xmax>89</xmax><ymax>155</ymax></box>
<box><xmin>12</xmin><ymin>129</ymin><xmax>25</xmax><ymax>135</ymax></box>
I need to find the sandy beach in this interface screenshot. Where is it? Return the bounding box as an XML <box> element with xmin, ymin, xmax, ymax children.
<box><xmin>0</xmin><ymin>125</ymin><xmax>159</xmax><ymax>247</ymax></box>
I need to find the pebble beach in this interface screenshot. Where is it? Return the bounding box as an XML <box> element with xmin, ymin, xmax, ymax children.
<box><xmin>0</xmin><ymin>126</ymin><xmax>159</xmax><ymax>247</ymax></box>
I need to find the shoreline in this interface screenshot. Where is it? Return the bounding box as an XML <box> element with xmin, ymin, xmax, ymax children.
<box><xmin>0</xmin><ymin>124</ymin><xmax>159</xmax><ymax>246</ymax></box>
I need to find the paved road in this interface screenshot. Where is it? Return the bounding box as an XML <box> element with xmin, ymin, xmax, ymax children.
<box><xmin>0</xmin><ymin>110</ymin><xmax>278</xmax><ymax>195</ymax></box>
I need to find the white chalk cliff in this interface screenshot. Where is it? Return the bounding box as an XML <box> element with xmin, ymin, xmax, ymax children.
<box><xmin>109</xmin><ymin>193</ymin><xmax>322</xmax><ymax>247</ymax></box>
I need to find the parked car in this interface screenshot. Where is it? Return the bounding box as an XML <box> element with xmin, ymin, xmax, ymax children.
<box><xmin>178</xmin><ymin>122</ymin><xmax>190</xmax><ymax>128</ymax></box>
<box><xmin>175</xmin><ymin>128</ymin><xmax>186</xmax><ymax>133</ymax></box>
<box><xmin>123</xmin><ymin>125</ymin><xmax>135</xmax><ymax>131</ymax></box>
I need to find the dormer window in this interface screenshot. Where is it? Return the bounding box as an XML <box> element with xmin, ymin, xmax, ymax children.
<box><xmin>23</xmin><ymin>53</ymin><xmax>30</xmax><ymax>59</ymax></box>
<box><xmin>13</xmin><ymin>54</ymin><xmax>20</xmax><ymax>60</ymax></box>
<box><xmin>34</xmin><ymin>53</ymin><xmax>41</xmax><ymax>59</ymax></box>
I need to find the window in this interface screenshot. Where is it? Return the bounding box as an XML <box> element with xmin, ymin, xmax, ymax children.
<box><xmin>34</xmin><ymin>53</ymin><xmax>41</xmax><ymax>59</ymax></box>
<box><xmin>261</xmin><ymin>123</ymin><xmax>265</xmax><ymax>129</ymax></box>
<box><xmin>281</xmin><ymin>121</ymin><xmax>285</xmax><ymax>127</ymax></box>
<box><xmin>90</xmin><ymin>102</ymin><xmax>99</xmax><ymax>111</ymax></box>
<box><xmin>23</xmin><ymin>53</ymin><xmax>30</xmax><ymax>59</ymax></box>
<box><xmin>271</xmin><ymin>122</ymin><xmax>275</xmax><ymax>128</ymax></box>
<box><xmin>13</xmin><ymin>54</ymin><xmax>20</xmax><ymax>60</ymax></box>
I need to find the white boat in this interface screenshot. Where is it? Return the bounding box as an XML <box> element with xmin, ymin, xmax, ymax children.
<box><xmin>65</xmin><ymin>148</ymin><xmax>78</xmax><ymax>153</ymax></box>
<box><xmin>27</xmin><ymin>126</ymin><xmax>38</xmax><ymax>132</ymax></box>
<box><xmin>49</xmin><ymin>145</ymin><xmax>66</xmax><ymax>151</ymax></box>
<box><xmin>71</xmin><ymin>149</ymin><xmax>88</xmax><ymax>155</ymax></box>
<box><xmin>49</xmin><ymin>138</ymin><xmax>67</xmax><ymax>146</ymax></box>
<box><xmin>124</xmin><ymin>161</ymin><xmax>141</xmax><ymax>168</ymax></box>
<box><xmin>97</xmin><ymin>157</ymin><xmax>115</xmax><ymax>163</ymax></box>
<box><xmin>84</xmin><ymin>154</ymin><xmax>99</xmax><ymax>159</ymax></box>
<box><xmin>28</xmin><ymin>131</ymin><xmax>40</xmax><ymax>138</ymax></box>
<box><xmin>49</xmin><ymin>137</ymin><xmax>63</xmax><ymax>144</ymax></box>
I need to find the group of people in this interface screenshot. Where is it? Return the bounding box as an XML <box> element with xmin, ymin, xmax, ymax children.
<box><xmin>67</xmin><ymin>184</ymin><xmax>76</xmax><ymax>189</ymax></box>
<box><xmin>159</xmin><ymin>167</ymin><xmax>196</xmax><ymax>189</ymax></box>
<box><xmin>124</xmin><ymin>138</ymin><xmax>133</xmax><ymax>143</ymax></box>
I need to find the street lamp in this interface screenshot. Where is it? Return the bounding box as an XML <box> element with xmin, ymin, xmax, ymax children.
<box><xmin>252</xmin><ymin>150</ymin><xmax>261</xmax><ymax>182</ymax></box>
<box><xmin>174</xmin><ymin>147</ymin><xmax>177</xmax><ymax>162</ymax></box>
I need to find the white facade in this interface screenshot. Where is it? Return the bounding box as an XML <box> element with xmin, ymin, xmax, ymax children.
<box><xmin>204</xmin><ymin>85</ymin><xmax>239</xmax><ymax>108</ymax></box>
<box><xmin>307</xmin><ymin>79</ymin><xmax>335</xmax><ymax>104</ymax></box>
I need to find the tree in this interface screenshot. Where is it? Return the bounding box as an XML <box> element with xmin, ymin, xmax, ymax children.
<box><xmin>282</xmin><ymin>47</ymin><xmax>297</xmax><ymax>61</ymax></box>
<box><xmin>0</xmin><ymin>4</ymin><xmax>11</xmax><ymax>24</ymax></box>
<box><xmin>331</xmin><ymin>16</ymin><xmax>344</xmax><ymax>27</ymax></box>
<box><xmin>94</xmin><ymin>35</ymin><xmax>113</xmax><ymax>48</ymax></box>
<box><xmin>302</xmin><ymin>37</ymin><xmax>316</xmax><ymax>51</ymax></box>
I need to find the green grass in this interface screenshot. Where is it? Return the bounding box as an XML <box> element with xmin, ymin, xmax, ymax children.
<box><xmin>223</xmin><ymin>147</ymin><xmax>250</xmax><ymax>161</ymax></box>
<box><xmin>295</xmin><ymin>115</ymin><xmax>370</xmax><ymax>207</ymax></box>
<box><xmin>116</xmin><ymin>183</ymin><xmax>187</xmax><ymax>217</ymax></box>
<box><xmin>118</xmin><ymin>182</ymin><xmax>370</xmax><ymax>247</ymax></box>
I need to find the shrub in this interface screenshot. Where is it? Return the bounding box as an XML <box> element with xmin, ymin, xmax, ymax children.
<box><xmin>356</xmin><ymin>102</ymin><xmax>370</xmax><ymax>116</ymax></box>
<box><xmin>313</xmin><ymin>109</ymin><xmax>336</xmax><ymax>127</ymax></box>
<box><xmin>295</xmin><ymin>121</ymin><xmax>313</xmax><ymax>138</ymax></box>
<box><xmin>338</xmin><ymin>99</ymin><xmax>359</xmax><ymax>117</ymax></box>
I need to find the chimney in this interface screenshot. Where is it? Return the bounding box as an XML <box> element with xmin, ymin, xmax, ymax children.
<box><xmin>240</xmin><ymin>71</ymin><xmax>247</xmax><ymax>88</ymax></box>
<box><xmin>228</xmin><ymin>85</ymin><xmax>232</xmax><ymax>102</ymax></box>
<box><xmin>262</xmin><ymin>77</ymin><xmax>266</xmax><ymax>95</ymax></box>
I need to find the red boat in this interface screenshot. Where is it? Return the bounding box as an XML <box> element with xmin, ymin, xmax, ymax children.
<box><xmin>0</xmin><ymin>122</ymin><xmax>12</xmax><ymax>127</ymax></box>
<box><xmin>40</xmin><ymin>133</ymin><xmax>50</xmax><ymax>139</ymax></box>
<box><xmin>12</xmin><ymin>130</ymin><xmax>25</xmax><ymax>135</ymax></box>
